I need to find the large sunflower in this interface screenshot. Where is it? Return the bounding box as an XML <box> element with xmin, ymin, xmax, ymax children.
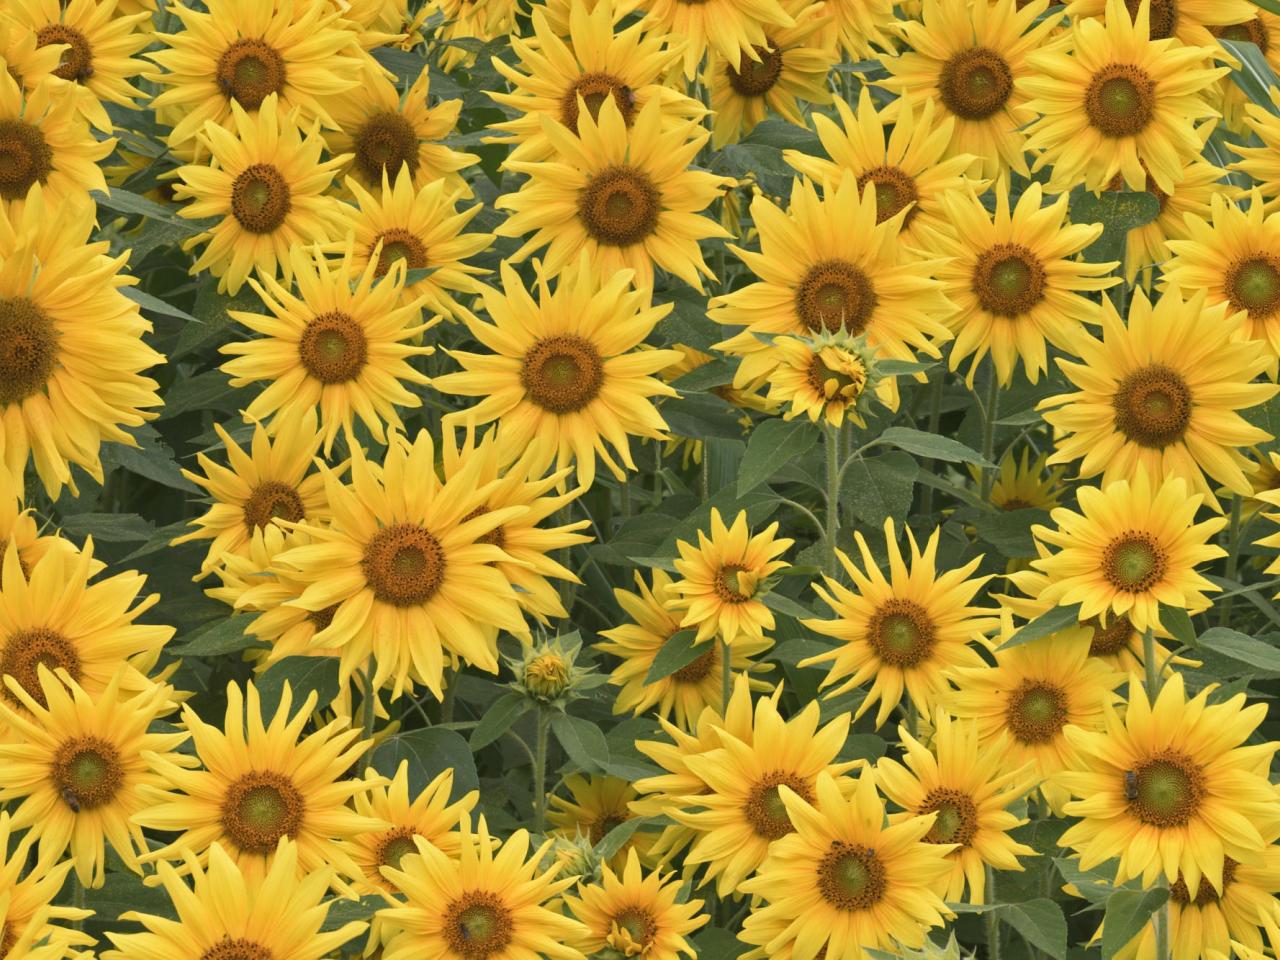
<box><xmin>1028</xmin><ymin>471</ymin><xmax>1228</xmax><ymax>633</ymax></box>
<box><xmin>635</xmin><ymin>0</ymin><xmax>796</xmax><ymax>78</ymax></box>
<box><xmin>711</xmin><ymin>173</ymin><xmax>953</xmax><ymax>391</ymax></box>
<box><xmin>0</xmin><ymin>813</ymin><xmax>93</xmax><ymax>960</ymax></box>
<box><xmin>1058</xmin><ymin>673</ymin><xmax>1280</xmax><ymax>894</ymax></box>
<box><xmin>1064</xmin><ymin>0</ymin><xmax>1254</xmax><ymax>47</ymax></box>
<box><xmin>737</xmin><ymin>770</ymin><xmax>954</xmax><ymax>959</ymax></box>
<box><xmin>219</xmin><ymin>245</ymin><xmax>433</xmax><ymax>455</ymax></box>
<box><xmin>434</xmin><ymin>256</ymin><xmax>681</xmax><ymax>488</ymax></box>
<box><xmin>935</xmin><ymin>183</ymin><xmax>1117</xmax><ymax>386</ymax></box>
<box><xmin>800</xmin><ymin>519</ymin><xmax>998</xmax><ymax>729</ymax></box>
<box><xmin>495</xmin><ymin>97</ymin><xmax>732</xmax><ymax>291</ymax></box>
<box><xmin>1019</xmin><ymin>0</ymin><xmax>1226</xmax><ymax>193</ymax></box>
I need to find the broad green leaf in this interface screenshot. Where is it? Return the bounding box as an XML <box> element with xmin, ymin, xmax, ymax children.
<box><xmin>1102</xmin><ymin>888</ymin><xmax>1169</xmax><ymax>958</ymax></box>
<box><xmin>320</xmin><ymin>895</ymin><xmax>381</xmax><ymax>932</ymax></box>
<box><xmin>876</xmin><ymin>426</ymin><xmax>993</xmax><ymax>467</ymax></box>
<box><xmin>160</xmin><ymin>369</ymin><xmax>240</xmax><ymax>419</ymax></box>
<box><xmin>1068</xmin><ymin>188</ymin><xmax>1160</xmax><ymax>265</ymax></box>
<box><xmin>842</xmin><ymin>451</ymin><xmax>917</xmax><ymax>526</ymax></box>
<box><xmin>172</xmin><ymin>614</ymin><xmax>262</xmax><ymax>656</ymax></box>
<box><xmin>550</xmin><ymin>713</ymin><xmax>611</xmax><ymax>774</ymax></box>
<box><xmin>469</xmin><ymin>691</ymin><xmax>530</xmax><ymax>750</ymax></box>
<box><xmin>1004</xmin><ymin>603</ymin><xmax>1083</xmax><ymax>649</ymax></box>
<box><xmin>1249</xmin><ymin>0</ymin><xmax>1280</xmax><ymax>15</ymax></box>
<box><xmin>255</xmin><ymin>656</ymin><xmax>341</xmax><ymax>717</ymax></box>
<box><xmin>1163</xmin><ymin>607</ymin><xmax>1197</xmax><ymax>649</ymax></box>
<box><xmin>594</xmin><ymin>815</ymin><xmax>659</xmax><ymax>861</ymax></box>
<box><xmin>94</xmin><ymin>187</ymin><xmax>203</xmax><ymax>231</ymax></box>
<box><xmin>1196</xmin><ymin>627</ymin><xmax>1280</xmax><ymax>672</ymax></box>
<box><xmin>737</xmin><ymin>419</ymin><xmax>821</xmax><ymax>496</ymax></box>
<box><xmin>970</xmin><ymin>506</ymin><xmax>1049</xmax><ymax>559</ymax></box>
<box><xmin>373</xmin><ymin>727</ymin><xmax>479</xmax><ymax>801</ymax></box>
<box><xmin>993</xmin><ymin>899</ymin><xmax>1067</xmax><ymax>960</ymax></box>
<box><xmin>670</xmin><ymin>358</ymin><xmax>737</xmax><ymax>393</ymax></box>
<box><xmin>760</xmin><ymin>590</ymin><xmax>814</xmax><ymax>619</ymax></box>
<box><xmin>60</xmin><ymin>512</ymin><xmax>154</xmax><ymax>543</ymax></box>
<box><xmin>122</xmin><ymin>286</ymin><xmax>198</xmax><ymax>323</ymax></box>
<box><xmin>102</xmin><ymin>425</ymin><xmax>199</xmax><ymax>493</ymax></box>
<box><xmin>662</xmin><ymin>392</ymin><xmax>749</xmax><ymax>442</ymax></box>
<box><xmin>1221</xmin><ymin>38</ymin><xmax>1279</xmax><ymax>111</ymax></box>
<box><xmin>691</xmin><ymin>928</ymin><xmax>748</xmax><ymax>959</ymax></box>
<box><xmin>643</xmin><ymin>629</ymin><xmax>705</xmax><ymax>684</ymax></box>
<box><xmin>1055</xmin><ymin>857</ymin><xmax>1118</xmax><ymax>904</ymax></box>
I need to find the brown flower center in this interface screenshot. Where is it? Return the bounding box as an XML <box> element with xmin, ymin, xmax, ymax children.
<box><xmin>462</xmin><ymin>506</ymin><xmax>505</xmax><ymax>550</ymax></box>
<box><xmin>230</xmin><ymin>163</ymin><xmax>292</xmax><ymax>234</ymax></box>
<box><xmin>1111</xmin><ymin>364</ymin><xmax>1192</xmax><ymax>449</ymax></box>
<box><xmin>744</xmin><ymin>771</ymin><xmax>812</xmax><ymax>840</ymax></box>
<box><xmin>377</xmin><ymin>826</ymin><xmax>421</xmax><ymax>869</ymax></box>
<box><xmin>36</xmin><ymin>25</ymin><xmax>94</xmax><ymax>83</ymax></box>
<box><xmin>866</xmin><ymin>598</ymin><xmax>936</xmax><ymax>667</ymax></box>
<box><xmin>363</xmin><ymin>523</ymin><xmax>446</xmax><ymax>607</ymax></box>
<box><xmin>938</xmin><ymin>48</ymin><xmax>1013</xmax><ymax>120</ymax></box>
<box><xmin>1226</xmin><ymin>254</ymin><xmax>1280</xmax><ymax>319</ymax></box>
<box><xmin>0</xmin><ymin>120</ymin><xmax>53</xmax><ymax>201</ymax></box>
<box><xmin>795</xmin><ymin>260</ymin><xmax>879</xmax><ymax>335</ymax></box>
<box><xmin>0</xmin><ymin>627</ymin><xmax>81</xmax><ymax>705</ymax></box>
<box><xmin>672</xmin><ymin>645</ymin><xmax>717</xmax><ymax>683</ymax></box>
<box><xmin>560</xmin><ymin>72</ymin><xmax>637</xmax><ymax>133</ymax></box>
<box><xmin>443</xmin><ymin>891</ymin><xmax>513</xmax><ymax>959</ymax></box>
<box><xmin>972</xmin><ymin>243</ymin><xmax>1046</xmax><ymax>317</ymax></box>
<box><xmin>1125</xmin><ymin>0</ymin><xmax>1178</xmax><ymax>40</ymax></box>
<box><xmin>242</xmin><ymin>480</ymin><xmax>305</xmax><ymax>532</ymax></box>
<box><xmin>727</xmin><ymin>44</ymin><xmax>783</xmax><ymax>97</ymax></box>
<box><xmin>1102</xmin><ymin>532</ymin><xmax>1167</xmax><ymax>593</ymax></box>
<box><xmin>372</xmin><ymin>228</ymin><xmax>428</xmax><ymax>277</ymax></box>
<box><xmin>520</xmin><ymin>335</ymin><xmax>605</xmax><ymax>413</ymax></box>
<box><xmin>613</xmin><ymin>906</ymin><xmax>658</xmax><ymax>947</ymax></box>
<box><xmin>53</xmin><ymin>736</ymin><xmax>123</xmax><ymax>810</ymax></box>
<box><xmin>856</xmin><ymin>166</ymin><xmax>920</xmax><ymax>227</ymax></box>
<box><xmin>1005</xmin><ymin>680</ymin><xmax>1068</xmax><ymax>745</ymax></box>
<box><xmin>1171</xmin><ymin>856</ymin><xmax>1237</xmax><ymax>905</ymax></box>
<box><xmin>308</xmin><ymin>605</ymin><xmax>338</xmax><ymax>632</ymax></box>
<box><xmin>1085</xmin><ymin>64</ymin><xmax>1156</xmax><ymax>138</ymax></box>
<box><xmin>354</xmin><ymin>111</ymin><xmax>419</xmax><ymax>184</ymax></box>
<box><xmin>0</xmin><ymin>298</ymin><xmax>57</xmax><ymax>407</ymax></box>
<box><xmin>920</xmin><ymin>787</ymin><xmax>979</xmax><ymax>846</ymax></box>
<box><xmin>589</xmin><ymin>813</ymin><xmax>628</xmax><ymax>845</ymax></box>
<box><xmin>220</xmin><ymin>770</ymin><xmax>305</xmax><ymax>855</ymax></box>
<box><xmin>818</xmin><ymin>841</ymin><xmax>887</xmax><ymax>911</ymax></box>
<box><xmin>713</xmin><ymin>563</ymin><xmax>753</xmax><ymax>603</ymax></box>
<box><xmin>215</xmin><ymin>38</ymin><xmax>287</xmax><ymax>110</ymax></box>
<box><xmin>1128</xmin><ymin>751</ymin><xmax>1205</xmax><ymax>828</ymax></box>
<box><xmin>577</xmin><ymin>166</ymin><xmax>661</xmax><ymax>246</ymax></box>
<box><xmin>298</xmin><ymin>312</ymin><xmax>368</xmax><ymax>384</ymax></box>
<box><xmin>804</xmin><ymin>352</ymin><xmax>867</xmax><ymax>404</ymax></box>
<box><xmin>1087</xmin><ymin>614</ymin><xmax>1135</xmax><ymax>657</ymax></box>
<box><xmin>1215</xmin><ymin>18</ymin><xmax>1269</xmax><ymax>51</ymax></box>
<box><xmin>200</xmin><ymin>938</ymin><xmax>273</xmax><ymax>960</ymax></box>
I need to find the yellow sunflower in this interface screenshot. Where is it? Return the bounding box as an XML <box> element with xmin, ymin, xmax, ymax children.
<box><xmin>635</xmin><ymin>0</ymin><xmax>796</xmax><ymax>78</ymax></box>
<box><xmin>783</xmin><ymin>86</ymin><xmax>978</xmax><ymax>250</ymax></box>
<box><xmin>377</xmin><ymin>814</ymin><xmax>586</xmax><ymax>960</ymax></box>
<box><xmin>0</xmin><ymin>812</ymin><xmax>92</xmax><ymax>960</ymax></box>
<box><xmin>101</xmin><ymin>839</ymin><xmax>368</xmax><ymax>960</ymax></box>
<box><xmin>271</xmin><ymin>429</ymin><xmax>533</xmax><ymax>700</ymax></box>
<box><xmin>1064</xmin><ymin>0</ymin><xmax>1254</xmax><ymax>47</ymax></box>
<box><xmin>424</xmin><ymin>0</ymin><xmax>519</xmax><ymax>72</ymax></box>
<box><xmin>947</xmin><ymin>632</ymin><xmax>1126</xmax><ymax>814</ymax></box>
<box><xmin>800</xmin><ymin>519</ymin><xmax>998</xmax><ymax>729</ymax></box>
<box><xmin>1231</xmin><ymin>87</ymin><xmax>1280</xmax><ymax>203</ymax></box>
<box><xmin>711</xmin><ymin>173</ymin><xmax>953</xmax><ymax>392</ymax></box>
<box><xmin>668</xmin><ymin>507</ymin><xmax>793</xmax><ymax>647</ymax></box>
<box><xmin>598</xmin><ymin>568</ymin><xmax>774</xmax><ymax>730</ymax></box>
<box><xmin>934</xmin><ymin>182</ymin><xmax>1117</xmax><ymax>386</ymax></box>
<box><xmin>1019</xmin><ymin>0</ymin><xmax>1226</xmax><ymax>193</ymax></box>
<box><xmin>0</xmin><ymin>668</ymin><xmax>188</xmax><ymax>887</ymax></box>
<box><xmin>820</xmin><ymin>0</ymin><xmax>897</xmax><ymax>58</ymax></box>
<box><xmin>979</xmin><ymin>448</ymin><xmax>1067</xmax><ymax>512</ymax></box>
<box><xmin>434</xmin><ymin>256</ymin><xmax>681</xmax><ymax>488</ymax></box>
<box><xmin>1213</xmin><ymin>14</ymin><xmax>1280</xmax><ymax>133</ymax></box>
<box><xmin>219</xmin><ymin>245</ymin><xmax>433</xmax><ymax>455</ymax></box>
<box><xmin>1028</xmin><ymin>471</ymin><xmax>1228</xmax><ymax>633</ymax></box>
<box><xmin>174</xmin><ymin>97</ymin><xmax>349</xmax><ymax>295</ymax></box>
<box><xmin>136</xmin><ymin>681</ymin><xmax>382</xmax><ymax>888</ymax></box>
<box><xmin>1059</xmin><ymin>673</ymin><xmax>1280</xmax><ymax>893</ymax></box>
<box><xmin>737</xmin><ymin>770</ymin><xmax>955</xmax><ymax>959</ymax></box>
<box><xmin>549</xmin><ymin>774</ymin><xmax>657</xmax><ymax>867</ymax></box>
<box><xmin>563</xmin><ymin>848</ymin><xmax>707</xmax><ymax>958</ymax></box>
<box><xmin>1114</xmin><ymin>151</ymin><xmax>1224</xmax><ymax>283</ymax></box>
<box><xmin>495</xmin><ymin>97</ymin><xmax>732</xmax><ymax>291</ymax></box>
<box><xmin>0</xmin><ymin>14</ymin><xmax>66</xmax><ymax>97</ymax></box>
<box><xmin>489</xmin><ymin>0</ymin><xmax>703</xmax><ymax>164</ymax></box>
<box><xmin>0</xmin><ymin>462</ymin><xmax>81</xmax><ymax>578</ymax></box>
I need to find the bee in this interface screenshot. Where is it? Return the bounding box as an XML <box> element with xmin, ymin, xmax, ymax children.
<box><xmin>60</xmin><ymin>787</ymin><xmax>81</xmax><ymax>813</ymax></box>
<box><xmin>1123</xmin><ymin>770</ymin><xmax>1139</xmax><ymax>802</ymax></box>
<box><xmin>78</xmin><ymin>66</ymin><xmax>94</xmax><ymax>82</ymax></box>
<box><xmin>216</xmin><ymin>75</ymin><xmax>236</xmax><ymax>98</ymax></box>
<box><xmin>618</xmin><ymin>84</ymin><xmax>637</xmax><ymax>111</ymax></box>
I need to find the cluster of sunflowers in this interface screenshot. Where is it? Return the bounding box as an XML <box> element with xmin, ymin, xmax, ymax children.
<box><xmin>11</xmin><ymin>0</ymin><xmax>1280</xmax><ymax>957</ymax></box>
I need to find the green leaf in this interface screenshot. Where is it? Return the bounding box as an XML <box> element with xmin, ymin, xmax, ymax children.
<box><xmin>122</xmin><ymin>286</ymin><xmax>198</xmax><ymax>323</ymax></box>
<box><xmin>1196</xmin><ymin>627</ymin><xmax>1280</xmax><ymax>672</ymax></box>
<box><xmin>1054</xmin><ymin>857</ymin><xmax>1118</xmax><ymax>904</ymax></box>
<box><xmin>594</xmin><ymin>816</ymin><xmax>658</xmax><ymax>861</ymax></box>
<box><xmin>320</xmin><ymin>895</ymin><xmax>380</xmax><ymax>932</ymax></box>
<box><xmin>670</xmin><ymin>358</ymin><xmax>736</xmax><ymax>393</ymax></box>
<box><xmin>172</xmin><ymin>614</ymin><xmax>262</xmax><ymax>656</ymax></box>
<box><xmin>469</xmin><ymin>691</ymin><xmax>530</xmax><ymax>750</ymax></box>
<box><xmin>550</xmin><ymin>713</ymin><xmax>610</xmax><ymax>774</ymax></box>
<box><xmin>60</xmin><ymin>512</ymin><xmax>154</xmax><ymax>543</ymax></box>
<box><xmin>1163</xmin><ymin>607</ymin><xmax>1197</xmax><ymax>649</ymax></box>
<box><xmin>877</xmin><ymin>426</ymin><xmax>993</xmax><ymax>468</ymax></box>
<box><xmin>842</xmin><ymin>451</ymin><xmax>918</xmax><ymax>526</ymax></box>
<box><xmin>1068</xmin><ymin>188</ymin><xmax>1160</xmax><ymax>264</ymax></box>
<box><xmin>1249</xmin><ymin>0</ymin><xmax>1280</xmax><ymax>15</ymax></box>
<box><xmin>160</xmin><ymin>369</ymin><xmax>240</xmax><ymax>419</ymax></box>
<box><xmin>102</xmin><ymin>425</ymin><xmax>199</xmax><ymax>493</ymax></box>
<box><xmin>1004</xmin><ymin>603</ymin><xmax>1083</xmax><ymax>649</ymax></box>
<box><xmin>691</xmin><ymin>928</ymin><xmax>747</xmax><ymax>959</ymax></box>
<box><xmin>662</xmin><ymin>392</ymin><xmax>749</xmax><ymax>442</ymax></box>
<box><xmin>992</xmin><ymin>899</ymin><xmax>1067</xmax><ymax>960</ymax></box>
<box><xmin>971</xmin><ymin>507</ymin><xmax>1049</xmax><ymax>559</ymax></box>
<box><xmin>1102</xmin><ymin>888</ymin><xmax>1169</xmax><ymax>958</ymax></box>
<box><xmin>737</xmin><ymin>419</ymin><xmax>821</xmax><ymax>496</ymax></box>
<box><xmin>643</xmin><ymin>629</ymin><xmax>704</xmax><ymax>684</ymax></box>
<box><xmin>373</xmin><ymin>727</ymin><xmax>480</xmax><ymax>801</ymax></box>
<box><xmin>760</xmin><ymin>590</ymin><xmax>814</xmax><ymax>619</ymax></box>
<box><xmin>1221</xmin><ymin>38</ymin><xmax>1280</xmax><ymax>110</ymax></box>
<box><xmin>255</xmin><ymin>656</ymin><xmax>341</xmax><ymax>717</ymax></box>
<box><xmin>94</xmin><ymin>187</ymin><xmax>203</xmax><ymax>231</ymax></box>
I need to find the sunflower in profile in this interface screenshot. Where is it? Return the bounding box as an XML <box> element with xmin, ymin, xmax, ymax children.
<box><xmin>549</xmin><ymin>774</ymin><xmax>657</xmax><ymax>867</ymax></box>
<box><xmin>1231</xmin><ymin>88</ymin><xmax>1280</xmax><ymax>203</ymax></box>
<box><xmin>434</xmin><ymin>256</ymin><xmax>681</xmax><ymax>488</ymax></box>
<box><xmin>711</xmin><ymin>173</ymin><xmax>953</xmax><ymax>392</ymax></box>
<box><xmin>424</xmin><ymin>0</ymin><xmax>520</xmax><ymax>72</ymax></box>
<box><xmin>220</xmin><ymin>245</ymin><xmax>433</xmax><ymax>455</ymax></box>
<box><xmin>783</xmin><ymin>87</ymin><xmax>977</xmax><ymax>250</ymax></box>
<box><xmin>800</xmin><ymin>519</ymin><xmax>998</xmax><ymax>729</ymax></box>
<box><xmin>1020</xmin><ymin>0</ymin><xmax>1226</xmax><ymax>193</ymax></box>
<box><xmin>495</xmin><ymin>97</ymin><xmax>732</xmax><ymax>291</ymax></box>
<box><xmin>1114</xmin><ymin>153</ymin><xmax>1224</xmax><ymax>283</ymax></box>
<box><xmin>378</xmin><ymin>814</ymin><xmax>586</xmax><ymax>960</ymax></box>
<box><xmin>935</xmin><ymin>183</ymin><xmax>1117</xmax><ymax>386</ymax></box>
<box><xmin>1064</xmin><ymin>0</ymin><xmax>1254</xmax><ymax>47</ymax></box>
<box><xmin>979</xmin><ymin>448</ymin><xmax>1067</xmax><ymax>513</ymax></box>
<box><xmin>948</xmin><ymin>632</ymin><xmax>1126</xmax><ymax>814</ymax></box>
<box><xmin>737</xmin><ymin>770</ymin><xmax>954</xmax><ymax>959</ymax></box>
<box><xmin>0</xmin><ymin>668</ymin><xmax>188</xmax><ymax>887</ymax></box>
<box><xmin>1059</xmin><ymin>673</ymin><xmax>1280</xmax><ymax>894</ymax></box>
<box><xmin>174</xmin><ymin>98</ymin><xmax>349</xmax><ymax>295</ymax></box>
<box><xmin>0</xmin><ymin>812</ymin><xmax>93</xmax><ymax>959</ymax></box>
<box><xmin>273</xmin><ymin>430</ymin><xmax>534</xmax><ymax>700</ymax></box>
<box><xmin>147</xmin><ymin>0</ymin><xmax>362</xmax><ymax>151</ymax></box>
<box><xmin>669</xmin><ymin>508</ymin><xmax>793</xmax><ymax>648</ymax></box>
<box><xmin>137</xmin><ymin>681</ymin><xmax>381</xmax><ymax>888</ymax></box>
<box><xmin>599</xmin><ymin>568</ymin><xmax>774</xmax><ymax>730</ymax></box>
<box><xmin>564</xmin><ymin>849</ymin><xmax>706</xmax><ymax>958</ymax></box>
<box><xmin>101</xmin><ymin>839</ymin><xmax>368</xmax><ymax>960</ymax></box>
<box><xmin>1028</xmin><ymin>472</ymin><xmax>1228</xmax><ymax>633</ymax></box>
<box><xmin>489</xmin><ymin>0</ymin><xmax>703</xmax><ymax>164</ymax></box>
<box><xmin>635</xmin><ymin>0</ymin><xmax>795</xmax><ymax>78</ymax></box>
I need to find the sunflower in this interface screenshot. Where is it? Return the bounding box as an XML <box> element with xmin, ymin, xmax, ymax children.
<box><xmin>706</xmin><ymin>0</ymin><xmax>833</xmax><ymax>148</ymax></box>
<box><xmin>1019</xmin><ymin>0</ymin><xmax>1226</xmax><ymax>193</ymax></box>
<box><xmin>737</xmin><ymin>770</ymin><xmax>954</xmax><ymax>959</ymax></box>
<box><xmin>1028</xmin><ymin>471</ymin><xmax>1228</xmax><ymax>633</ymax></box>
<box><xmin>0</xmin><ymin>467</ymin><xmax>79</xmax><ymax>578</ymax></box>
<box><xmin>0</xmin><ymin>15</ymin><xmax>66</xmax><ymax>97</ymax></box>
<box><xmin>782</xmin><ymin>86</ymin><xmax>977</xmax><ymax>250</ymax></box>
<box><xmin>377</xmin><ymin>814</ymin><xmax>586</xmax><ymax>960</ymax></box>
<box><xmin>489</xmin><ymin>0</ymin><xmax>703</xmax><ymax>164</ymax></box>
<box><xmin>1114</xmin><ymin>152</ymin><xmax>1225</xmax><ymax>283</ymax></box>
<box><xmin>1164</xmin><ymin>192</ymin><xmax>1280</xmax><ymax>373</ymax></box>
<box><xmin>1059</xmin><ymin>673</ymin><xmax>1280</xmax><ymax>893</ymax></box>
<box><xmin>495</xmin><ymin>97</ymin><xmax>732</xmax><ymax>291</ymax></box>
<box><xmin>979</xmin><ymin>448</ymin><xmax>1067</xmax><ymax>512</ymax></box>
<box><xmin>136</xmin><ymin>681</ymin><xmax>382</xmax><ymax>888</ymax></box>
<box><xmin>270</xmin><ymin>429</ymin><xmax>533</xmax><ymax>700</ymax></box>
<box><xmin>800</xmin><ymin>519</ymin><xmax>998</xmax><ymax>729</ymax></box>
<box><xmin>635</xmin><ymin>0</ymin><xmax>796</xmax><ymax>78</ymax></box>
<box><xmin>598</xmin><ymin>568</ymin><xmax>774</xmax><ymax>730</ymax></box>
<box><xmin>219</xmin><ymin>244</ymin><xmax>433</xmax><ymax>455</ymax></box>
<box><xmin>344</xmin><ymin>166</ymin><xmax>491</xmax><ymax>324</ymax></box>
<box><xmin>673</xmin><ymin>693</ymin><xmax>858</xmax><ymax>894</ymax></box>
<box><xmin>668</xmin><ymin>508</ymin><xmax>793</xmax><ymax>648</ymax></box>
<box><xmin>1064</xmin><ymin>0</ymin><xmax>1254</xmax><ymax>47</ymax></box>
<box><xmin>538</xmin><ymin>0</ymin><xmax>642</xmax><ymax>35</ymax></box>
<box><xmin>0</xmin><ymin>668</ymin><xmax>188</xmax><ymax>887</ymax></box>
<box><xmin>434</xmin><ymin>256</ymin><xmax>682</xmax><ymax>488</ymax></box>
<box><xmin>947</xmin><ymin>632</ymin><xmax>1126</xmax><ymax>813</ymax></box>
<box><xmin>934</xmin><ymin>183</ymin><xmax>1117</xmax><ymax>386</ymax></box>
<box><xmin>0</xmin><ymin>813</ymin><xmax>92</xmax><ymax>960</ymax></box>
<box><xmin>1231</xmin><ymin>88</ymin><xmax>1280</xmax><ymax>203</ymax></box>
<box><xmin>820</xmin><ymin>0</ymin><xmax>897</xmax><ymax>58</ymax></box>
<box><xmin>710</xmin><ymin>173</ymin><xmax>953</xmax><ymax>393</ymax></box>
<box><xmin>174</xmin><ymin>97</ymin><xmax>349</xmax><ymax>295</ymax></box>
<box><xmin>549</xmin><ymin>774</ymin><xmax>658</xmax><ymax>868</ymax></box>
<box><xmin>173</xmin><ymin>411</ymin><xmax>332</xmax><ymax>577</ymax></box>
<box><xmin>101</xmin><ymin>839</ymin><xmax>367</xmax><ymax>960</ymax></box>
<box><xmin>146</xmin><ymin>0</ymin><xmax>362</xmax><ymax>152</ymax></box>
<box><xmin>1212</xmin><ymin>14</ymin><xmax>1280</xmax><ymax>133</ymax></box>
<box><xmin>352</xmin><ymin>762</ymin><xmax>478</xmax><ymax>892</ymax></box>
<box><xmin>423</xmin><ymin>0</ymin><xmax>520</xmax><ymax>72</ymax></box>
<box><xmin>563</xmin><ymin>849</ymin><xmax>706</xmax><ymax>958</ymax></box>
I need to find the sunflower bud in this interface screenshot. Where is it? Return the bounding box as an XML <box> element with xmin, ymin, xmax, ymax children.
<box><xmin>540</xmin><ymin>832</ymin><xmax>601</xmax><ymax>884</ymax></box>
<box><xmin>508</xmin><ymin>634</ymin><xmax>603</xmax><ymax>708</ymax></box>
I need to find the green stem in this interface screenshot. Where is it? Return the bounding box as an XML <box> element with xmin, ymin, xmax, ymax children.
<box><xmin>620</xmin><ymin>472</ymin><xmax>632</xmax><ymax>519</ymax></box>
<box><xmin>1143</xmin><ymin>627</ymin><xmax>1161</xmax><ymax>698</ymax></box>
<box><xmin>985</xmin><ymin>865</ymin><xmax>1001</xmax><ymax>960</ymax></box>
<box><xmin>720</xmin><ymin>637</ymin><xmax>733</xmax><ymax>711</ymax></box>
<box><xmin>533</xmin><ymin>707</ymin><xmax>551</xmax><ymax>834</ymax></box>
<box><xmin>1219</xmin><ymin>494</ymin><xmax>1243</xmax><ymax>626</ymax></box>
<box><xmin>979</xmin><ymin>369</ymin><xmax>1001</xmax><ymax>502</ymax></box>
<box><xmin>441</xmin><ymin>666</ymin><xmax>457</xmax><ymax>725</ymax></box>
<box><xmin>359</xmin><ymin>667</ymin><xmax>377</xmax><ymax>769</ymax></box>
<box><xmin>651</xmin><ymin>442</ymin><xmax>663</xmax><ymax>507</ymax></box>
<box><xmin>918</xmin><ymin>374</ymin><xmax>945</xmax><ymax>516</ymax></box>
<box><xmin>1154</xmin><ymin>898</ymin><xmax>1171</xmax><ymax>960</ymax></box>
<box><xmin>824</xmin><ymin>423</ymin><xmax>840</xmax><ymax>575</ymax></box>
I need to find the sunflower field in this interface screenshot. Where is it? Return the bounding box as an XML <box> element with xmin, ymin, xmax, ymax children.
<box><xmin>16</xmin><ymin>0</ymin><xmax>1280</xmax><ymax>958</ymax></box>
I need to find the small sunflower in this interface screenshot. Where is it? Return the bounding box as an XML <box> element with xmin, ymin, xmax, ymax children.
<box><xmin>668</xmin><ymin>508</ymin><xmax>793</xmax><ymax>648</ymax></box>
<box><xmin>424</xmin><ymin>0</ymin><xmax>519</xmax><ymax>72</ymax></box>
<box><xmin>820</xmin><ymin>0</ymin><xmax>897</xmax><ymax>58</ymax></box>
<box><xmin>0</xmin><ymin>463</ymin><xmax>79</xmax><ymax>577</ymax></box>
<box><xmin>1059</xmin><ymin>673</ymin><xmax>1280</xmax><ymax>894</ymax></box>
<box><xmin>980</xmin><ymin>448</ymin><xmax>1067</xmax><ymax>513</ymax></box>
<box><xmin>1231</xmin><ymin>87</ymin><xmax>1280</xmax><ymax>202</ymax></box>
<box><xmin>0</xmin><ymin>812</ymin><xmax>93</xmax><ymax>959</ymax></box>
<box><xmin>563</xmin><ymin>848</ymin><xmax>707</xmax><ymax>958</ymax></box>
<box><xmin>737</xmin><ymin>770</ymin><xmax>955</xmax><ymax>959</ymax></box>
<box><xmin>549</xmin><ymin>774</ymin><xmax>657</xmax><ymax>868</ymax></box>
<box><xmin>434</xmin><ymin>256</ymin><xmax>681</xmax><ymax>488</ymax></box>
<box><xmin>934</xmin><ymin>182</ymin><xmax>1117</xmax><ymax>386</ymax></box>
<box><xmin>219</xmin><ymin>245</ymin><xmax>433</xmax><ymax>455</ymax></box>
<box><xmin>1019</xmin><ymin>0</ymin><xmax>1227</xmax><ymax>193</ymax></box>
<box><xmin>495</xmin><ymin>97</ymin><xmax>732</xmax><ymax>291</ymax></box>
<box><xmin>1064</xmin><ymin>0</ymin><xmax>1254</xmax><ymax>47</ymax></box>
<box><xmin>1028</xmin><ymin>471</ymin><xmax>1228</xmax><ymax>633</ymax></box>
<box><xmin>635</xmin><ymin>0</ymin><xmax>796</xmax><ymax>78</ymax></box>
<box><xmin>800</xmin><ymin>519</ymin><xmax>999</xmax><ymax>729</ymax></box>
<box><xmin>377</xmin><ymin>814</ymin><xmax>587</xmax><ymax>960</ymax></box>
<box><xmin>1113</xmin><ymin>152</ymin><xmax>1224</xmax><ymax>283</ymax></box>
<box><xmin>1214</xmin><ymin>14</ymin><xmax>1280</xmax><ymax>133</ymax></box>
